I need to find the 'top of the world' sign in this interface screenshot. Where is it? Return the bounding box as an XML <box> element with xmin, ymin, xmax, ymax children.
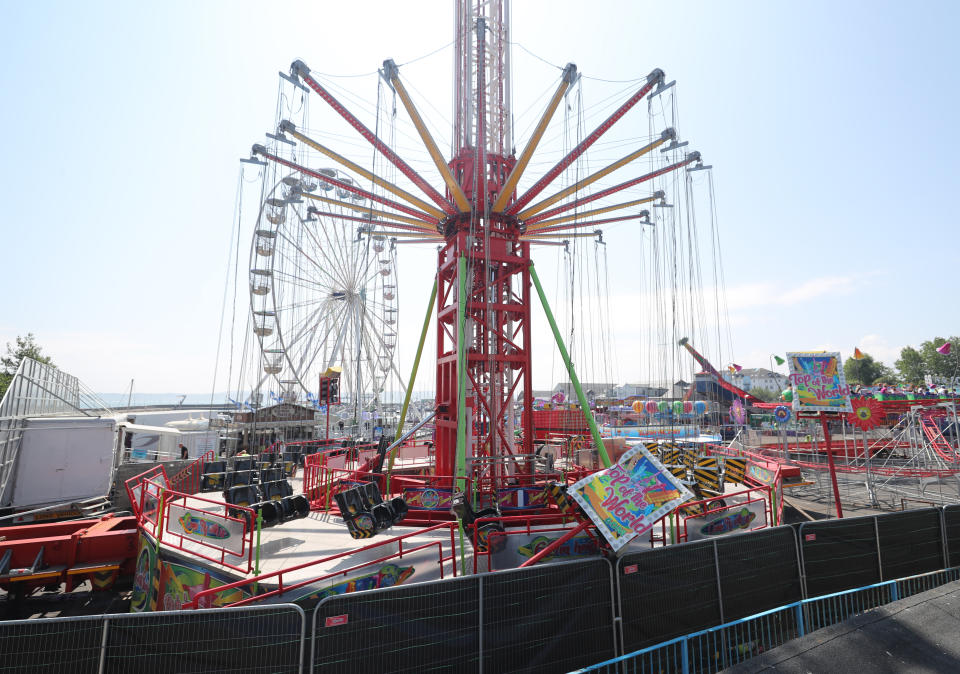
<box><xmin>786</xmin><ymin>351</ymin><xmax>853</xmax><ymax>413</ymax></box>
<box><xmin>568</xmin><ymin>445</ymin><xmax>694</xmax><ymax>552</ymax></box>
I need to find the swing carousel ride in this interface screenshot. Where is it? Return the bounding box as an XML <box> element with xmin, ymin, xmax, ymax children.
<box><xmin>123</xmin><ymin>0</ymin><xmax>769</xmax><ymax>614</ymax></box>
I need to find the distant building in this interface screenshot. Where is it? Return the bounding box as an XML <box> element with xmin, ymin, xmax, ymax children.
<box><xmin>614</xmin><ymin>383</ymin><xmax>669</xmax><ymax>398</ymax></box>
<box><xmin>722</xmin><ymin>368</ymin><xmax>788</xmax><ymax>395</ymax></box>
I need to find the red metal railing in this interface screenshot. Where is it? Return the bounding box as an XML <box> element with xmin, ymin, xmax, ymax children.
<box><xmin>676</xmin><ymin>486</ymin><xmax>773</xmax><ymax>543</ymax></box>
<box><xmin>125</xmin><ymin>464</ymin><xmax>256</xmax><ymax>574</ymax></box>
<box><xmin>153</xmin><ymin>480</ymin><xmax>256</xmax><ymax>574</ymax></box>
<box><xmin>124</xmin><ymin>465</ymin><xmax>168</xmax><ymax>518</ymax></box>
<box><xmin>168</xmin><ymin>449</ymin><xmax>217</xmax><ymax>494</ymax></box>
<box><xmin>469</xmin><ymin>513</ymin><xmax>586</xmax><ymax>573</ymax></box>
<box><xmin>183</xmin><ymin>521</ymin><xmax>460</xmax><ymax>609</ymax></box>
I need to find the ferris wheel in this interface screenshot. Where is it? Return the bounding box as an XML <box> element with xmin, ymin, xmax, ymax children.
<box><xmin>247</xmin><ymin>170</ymin><xmax>401</xmax><ymax>420</ymax></box>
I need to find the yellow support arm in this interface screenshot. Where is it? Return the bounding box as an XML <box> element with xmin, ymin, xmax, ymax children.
<box><xmin>301</xmin><ymin>192</ymin><xmax>435</xmax><ymax>230</ymax></box>
<box><xmin>517</xmin><ymin>128</ymin><xmax>675</xmax><ymax>221</ymax></box>
<box><xmin>384</xmin><ymin>60</ymin><xmax>471</xmax><ymax>213</ymax></box>
<box><xmin>526</xmin><ymin>194</ymin><xmax>661</xmax><ymax>231</ymax></box>
<box><xmin>279</xmin><ymin>120</ymin><xmax>445</xmax><ymax>221</ymax></box>
<box><xmin>492</xmin><ymin>63</ymin><xmax>578</xmax><ymax>212</ymax></box>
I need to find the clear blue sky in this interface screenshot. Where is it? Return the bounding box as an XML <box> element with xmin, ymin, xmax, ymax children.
<box><xmin>1</xmin><ymin>1</ymin><xmax>957</xmax><ymax>395</ymax></box>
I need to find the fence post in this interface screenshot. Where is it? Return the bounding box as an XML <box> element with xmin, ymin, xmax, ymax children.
<box><xmin>478</xmin><ymin>574</ymin><xmax>484</xmax><ymax>674</ymax></box>
<box><xmin>890</xmin><ymin>581</ymin><xmax>899</xmax><ymax>602</ymax></box>
<box><xmin>874</xmin><ymin>516</ymin><xmax>884</xmax><ymax>581</ymax></box>
<box><xmin>940</xmin><ymin>506</ymin><xmax>950</xmax><ymax>571</ymax></box>
<box><xmin>98</xmin><ymin>618</ymin><xmax>109</xmax><ymax>674</ymax></box>
<box><xmin>681</xmin><ymin>636</ymin><xmax>690</xmax><ymax>674</ymax></box>
<box><xmin>795</xmin><ymin>602</ymin><xmax>805</xmax><ymax>637</ymax></box>
<box><xmin>712</xmin><ymin>539</ymin><xmax>725</xmax><ymax>624</ymax></box>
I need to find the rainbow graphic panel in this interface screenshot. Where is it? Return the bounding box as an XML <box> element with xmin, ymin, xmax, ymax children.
<box><xmin>786</xmin><ymin>351</ymin><xmax>853</xmax><ymax>412</ymax></box>
<box><xmin>569</xmin><ymin>445</ymin><xmax>694</xmax><ymax>552</ymax></box>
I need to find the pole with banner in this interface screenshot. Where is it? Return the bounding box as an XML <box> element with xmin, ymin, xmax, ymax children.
<box><xmin>785</xmin><ymin>351</ymin><xmax>852</xmax><ymax>519</ymax></box>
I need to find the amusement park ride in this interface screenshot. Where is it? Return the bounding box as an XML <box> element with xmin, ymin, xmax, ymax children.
<box><xmin>250</xmin><ymin>0</ymin><xmax>704</xmax><ymax>504</ymax></box>
<box><xmin>0</xmin><ymin>1</ymin><xmax>785</xmax><ymax>612</ymax></box>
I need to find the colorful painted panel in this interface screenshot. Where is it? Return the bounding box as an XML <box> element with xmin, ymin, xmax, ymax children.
<box><xmin>685</xmin><ymin>499</ymin><xmax>768</xmax><ymax>541</ymax></box>
<box><xmin>569</xmin><ymin>445</ymin><xmax>694</xmax><ymax>552</ymax></box>
<box><xmin>167</xmin><ymin>504</ymin><xmax>246</xmax><ymax>555</ymax></box>
<box><xmin>403</xmin><ymin>487</ymin><xmax>453</xmax><ymax>510</ymax></box>
<box><xmin>786</xmin><ymin>351</ymin><xmax>852</xmax><ymax>412</ymax></box>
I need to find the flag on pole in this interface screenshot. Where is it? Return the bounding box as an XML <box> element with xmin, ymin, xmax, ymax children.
<box><xmin>853</xmin><ymin>348</ymin><xmax>864</xmax><ymax>360</ymax></box>
<box><xmin>937</xmin><ymin>342</ymin><xmax>952</xmax><ymax>355</ymax></box>
<box><xmin>773</xmin><ymin>355</ymin><xmax>785</xmax><ymax>366</ymax></box>
<box><xmin>731</xmin><ymin>363</ymin><xmax>743</xmax><ymax>372</ymax></box>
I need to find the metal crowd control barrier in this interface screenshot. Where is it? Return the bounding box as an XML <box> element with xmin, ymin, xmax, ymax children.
<box><xmin>0</xmin><ymin>604</ymin><xmax>306</xmax><ymax>674</ymax></box>
<box><xmin>310</xmin><ymin>558</ymin><xmax>617</xmax><ymax>673</ymax></box>
<box><xmin>798</xmin><ymin>506</ymin><xmax>944</xmax><ymax>597</ymax></box>
<box><xmin>574</xmin><ymin>566</ymin><xmax>960</xmax><ymax>674</ymax></box>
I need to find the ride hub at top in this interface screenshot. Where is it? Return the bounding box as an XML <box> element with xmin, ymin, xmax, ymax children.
<box><xmin>246</xmin><ymin>0</ymin><xmax>710</xmax><ymax>494</ymax></box>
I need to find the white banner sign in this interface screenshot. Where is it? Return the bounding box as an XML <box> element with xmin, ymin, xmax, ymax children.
<box><xmin>167</xmin><ymin>504</ymin><xmax>246</xmax><ymax>555</ymax></box>
<box><xmin>685</xmin><ymin>499</ymin><xmax>767</xmax><ymax>541</ymax></box>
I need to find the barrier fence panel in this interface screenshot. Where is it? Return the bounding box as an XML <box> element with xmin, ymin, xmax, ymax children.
<box><xmin>0</xmin><ymin>614</ymin><xmax>103</xmax><ymax>674</ymax></box>
<box><xmin>482</xmin><ymin>559</ymin><xmax>616</xmax><ymax>674</ymax></box>
<box><xmin>876</xmin><ymin>508</ymin><xmax>943</xmax><ymax>580</ymax></box>
<box><xmin>0</xmin><ymin>605</ymin><xmax>305</xmax><ymax>674</ymax></box>
<box><xmin>943</xmin><ymin>505</ymin><xmax>960</xmax><ymax>568</ymax></box>
<box><xmin>618</xmin><ymin>540</ymin><xmax>721</xmax><ymax>652</ymax></box>
<box><xmin>799</xmin><ymin>516</ymin><xmax>880</xmax><ymax>597</ymax></box>
<box><xmin>312</xmin><ymin>575</ymin><xmax>481</xmax><ymax>673</ymax></box>
<box><xmin>103</xmin><ymin>605</ymin><xmax>305</xmax><ymax>674</ymax></box>
<box><xmin>715</xmin><ymin>526</ymin><xmax>802</xmax><ymax>621</ymax></box>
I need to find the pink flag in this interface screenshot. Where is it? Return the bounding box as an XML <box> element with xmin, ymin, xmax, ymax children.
<box><xmin>732</xmin><ymin>363</ymin><xmax>743</xmax><ymax>372</ymax></box>
<box><xmin>937</xmin><ymin>342</ymin><xmax>951</xmax><ymax>355</ymax></box>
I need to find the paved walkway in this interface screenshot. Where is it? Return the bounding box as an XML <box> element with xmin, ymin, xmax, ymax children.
<box><xmin>724</xmin><ymin>580</ymin><xmax>960</xmax><ymax>673</ymax></box>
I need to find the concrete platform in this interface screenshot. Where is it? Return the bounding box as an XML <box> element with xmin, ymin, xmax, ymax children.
<box><xmin>723</xmin><ymin>580</ymin><xmax>960</xmax><ymax>673</ymax></box>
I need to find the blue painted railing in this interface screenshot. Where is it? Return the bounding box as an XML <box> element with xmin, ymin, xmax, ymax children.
<box><xmin>572</xmin><ymin>566</ymin><xmax>960</xmax><ymax>673</ymax></box>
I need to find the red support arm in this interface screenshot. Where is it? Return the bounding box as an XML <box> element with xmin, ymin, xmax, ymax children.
<box><xmin>253</xmin><ymin>145</ymin><xmax>437</xmax><ymax>225</ymax></box>
<box><xmin>291</xmin><ymin>60</ymin><xmax>457</xmax><ymax>216</ymax></box>
<box><xmin>524</xmin><ymin>155</ymin><xmax>698</xmax><ymax>225</ymax></box>
<box><xmin>506</xmin><ymin>69</ymin><xmax>665</xmax><ymax>216</ymax></box>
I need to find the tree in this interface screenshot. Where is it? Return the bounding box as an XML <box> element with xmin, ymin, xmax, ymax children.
<box><xmin>747</xmin><ymin>387</ymin><xmax>778</xmax><ymax>403</ymax></box>
<box><xmin>894</xmin><ymin>336</ymin><xmax>960</xmax><ymax>385</ymax></box>
<box><xmin>0</xmin><ymin>333</ymin><xmax>54</xmax><ymax>401</ymax></box>
<box><xmin>895</xmin><ymin>345</ymin><xmax>926</xmax><ymax>385</ymax></box>
<box><xmin>919</xmin><ymin>336</ymin><xmax>960</xmax><ymax>382</ymax></box>
<box><xmin>843</xmin><ymin>352</ymin><xmax>896</xmax><ymax>386</ymax></box>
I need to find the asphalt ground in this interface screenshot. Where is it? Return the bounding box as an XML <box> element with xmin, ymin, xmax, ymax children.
<box><xmin>723</xmin><ymin>580</ymin><xmax>960</xmax><ymax>673</ymax></box>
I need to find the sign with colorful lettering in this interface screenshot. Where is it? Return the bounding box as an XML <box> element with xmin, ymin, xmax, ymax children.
<box><xmin>568</xmin><ymin>445</ymin><xmax>694</xmax><ymax>552</ymax></box>
<box><xmin>786</xmin><ymin>352</ymin><xmax>852</xmax><ymax>412</ymax></box>
<box><xmin>167</xmin><ymin>504</ymin><xmax>246</xmax><ymax>555</ymax></box>
<box><xmin>685</xmin><ymin>499</ymin><xmax>768</xmax><ymax>541</ymax></box>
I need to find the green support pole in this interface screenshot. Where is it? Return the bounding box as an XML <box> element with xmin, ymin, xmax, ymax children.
<box><xmin>385</xmin><ymin>278</ymin><xmax>437</xmax><ymax>495</ymax></box>
<box><xmin>456</xmin><ymin>255</ymin><xmax>469</xmax><ymax>575</ymax></box>
<box><xmin>529</xmin><ymin>263</ymin><xmax>613</xmax><ymax>468</ymax></box>
<box><xmin>254</xmin><ymin>510</ymin><xmax>263</xmax><ymax>575</ymax></box>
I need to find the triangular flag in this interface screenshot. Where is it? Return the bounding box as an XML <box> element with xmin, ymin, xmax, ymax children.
<box><xmin>727</xmin><ymin>366</ymin><xmax>736</xmax><ymax>374</ymax></box>
<box><xmin>773</xmin><ymin>355</ymin><xmax>785</xmax><ymax>366</ymax></box>
<box><xmin>732</xmin><ymin>363</ymin><xmax>743</xmax><ymax>372</ymax></box>
<box><xmin>937</xmin><ymin>342</ymin><xmax>952</xmax><ymax>355</ymax></box>
<box><xmin>853</xmin><ymin>348</ymin><xmax>864</xmax><ymax>360</ymax></box>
